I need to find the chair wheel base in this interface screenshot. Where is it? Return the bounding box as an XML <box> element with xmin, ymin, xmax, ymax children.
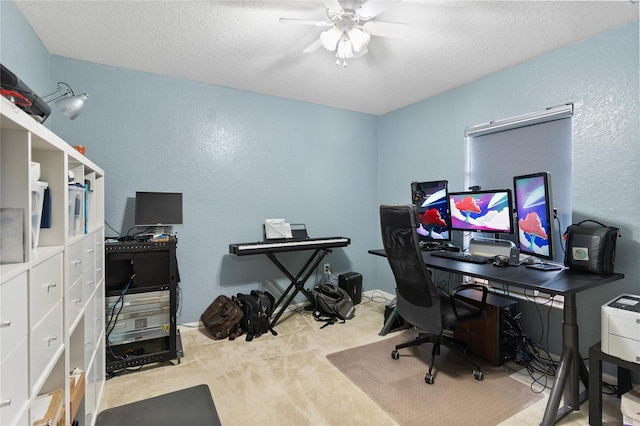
<box><xmin>425</xmin><ymin>373</ymin><xmax>434</xmax><ymax>384</ymax></box>
<box><xmin>473</xmin><ymin>369</ymin><xmax>484</xmax><ymax>381</ymax></box>
<box><xmin>391</xmin><ymin>349</ymin><xmax>400</xmax><ymax>360</ymax></box>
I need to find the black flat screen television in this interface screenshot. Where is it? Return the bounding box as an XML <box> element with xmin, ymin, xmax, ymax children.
<box><xmin>448</xmin><ymin>189</ymin><xmax>514</xmax><ymax>234</ymax></box>
<box><xmin>411</xmin><ymin>180</ymin><xmax>451</xmax><ymax>242</ymax></box>
<box><xmin>513</xmin><ymin>172</ymin><xmax>554</xmax><ymax>260</ymax></box>
<box><xmin>134</xmin><ymin>191</ymin><xmax>183</xmax><ymax>228</ymax></box>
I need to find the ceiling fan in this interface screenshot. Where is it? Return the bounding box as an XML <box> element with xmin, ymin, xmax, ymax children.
<box><xmin>279</xmin><ymin>0</ymin><xmax>408</xmax><ymax>67</ymax></box>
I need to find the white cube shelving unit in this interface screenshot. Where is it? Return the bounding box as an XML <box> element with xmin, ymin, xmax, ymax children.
<box><xmin>1</xmin><ymin>96</ymin><xmax>105</xmax><ymax>426</ymax></box>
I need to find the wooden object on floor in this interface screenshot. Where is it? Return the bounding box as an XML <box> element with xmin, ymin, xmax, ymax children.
<box><xmin>453</xmin><ymin>288</ymin><xmax>518</xmax><ymax>366</ymax></box>
<box><xmin>32</xmin><ymin>389</ymin><xmax>64</xmax><ymax>426</ymax></box>
<box><xmin>69</xmin><ymin>369</ymin><xmax>86</xmax><ymax>421</ymax></box>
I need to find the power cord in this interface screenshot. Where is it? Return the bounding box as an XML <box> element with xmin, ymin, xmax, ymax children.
<box><xmin>105</xmin><ymin>275</ymin><xmax>141</xmax><ymax>378</ymax></box>
<box><xmin>553</xmin><ymin>209</ymin><xmax>566</xmax><ymax>257</ymax></box>
<box><xmin>501</xmin><ymin>310</ymin><xmax>558</xmax><ymax>393</ymax></box>
<box><xmin>105</xmin><ymin>220</ymin><xmax>122</xmax><ymax>238</ymax></box>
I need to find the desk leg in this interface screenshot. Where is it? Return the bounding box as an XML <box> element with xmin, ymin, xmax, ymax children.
<box><xmin>563</xmin><ymin>293</ymin><xmax>581</xmax><ymax>409</ymax></box>
<box><xmin>542</xmin><ymin>347</ymin><xmax>572</xmax><ymax>425</ymax></box>
<box><xmin>618</xmin><ymin>366</ymin><xmax>633</xmax><ymax>396</ymax></box>
<box><xmin>379</xmin><ymin>297</ymin><xmax>398</xmax><ymax>336</ymax></box>
<box><xmin>541</xmin><ymin>293</ymin><xmax>586</xmax><ymax>425</ymax></box>
<box><xmin>589</xmin><ymin>344</ymin><xmax>603</xmax><ymax>426</ymax></box>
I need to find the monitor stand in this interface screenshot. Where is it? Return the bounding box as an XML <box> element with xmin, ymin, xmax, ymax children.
<box><xmin>468</xmin><ymin>237</ymin><xmax>515</xmax><ymax>258</ymax></box>
<box><xmin>137</xmin><ymin>226</ymin><xmax>174</xmax><ymax>241</ymax></box>
<box><xmin>152</xmin><ymin>226</ymin><xmax>167</xmax><ymax>236</ymax></box>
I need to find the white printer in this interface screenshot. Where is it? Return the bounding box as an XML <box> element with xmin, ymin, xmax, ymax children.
<box><xmin>601</xmin><ymin>294</ymin><xmax>640</xmax><ymax>364</ymax></box>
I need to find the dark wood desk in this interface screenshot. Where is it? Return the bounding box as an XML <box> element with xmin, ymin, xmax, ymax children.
<box><xmin>369</xmin><ymin>249</ymin><xmax>625</xmax><ymax>426</ymax></box>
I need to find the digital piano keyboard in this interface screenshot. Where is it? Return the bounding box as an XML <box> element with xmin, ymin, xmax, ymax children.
<box><xmin>229</xmin><ymin>237</ymin><xmax>350</xmax><ymax>256</ymax></box>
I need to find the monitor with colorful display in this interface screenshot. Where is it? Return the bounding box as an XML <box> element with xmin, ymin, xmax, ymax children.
<box><xmin>411</xmin><ymin>180</ymin><xmax>451</xmax><ymax>242</ymax></box>
<box><xmin>448</xmin><ymin>189</ymin><xmax>514</xmax><ymax>234</ymax></box>
<box><xmin>513</xmin><ymin>172</ymin><xmax>554</xmax><ymax>260</ymax></box>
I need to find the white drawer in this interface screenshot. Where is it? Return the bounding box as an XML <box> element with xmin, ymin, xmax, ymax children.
<box><xmin>610</xmin><ymin>334</ymin><xmax>640</xmax><ymax>364</ymax></box>
<box><xmin>29</xmin><ymin>254</ymin><xmax>63</xmax><ymax>328</ymax></box>
<box><xmin>1</xmin><ymin>273</ymin><xmax>28</xmax><ymax>362</ymax></box>
<box><xmin>95</xmin><ymin>238</ymin><xmax>104</xmax><ymax>265</ymax></box>
<box><xmin>83</xmin><ymin>268</ymin><xmax>97</xmax><ymax>308</ymax></box>
<box><xmin>96</xmin><ymin>265</ymin><xmax>104</xmax><ymax>283</ymax></box>
<box><xmin>68</xmin><ymin>240</ymin><xmax>83</xmax><ymax>285</ymax></box>
<box><xmin>0</xmin><ymin>338</ymin><xmax>28</xmax><ymax>426</ymax></box>
<box><xmin>67</xmin><ymin>276</ymin><xmax>83</xmax><ymax>330</ymax></box>
<box><xmin>608</xmin><ymin>314</ymin><xmax>640</xmax><ymax>341</ymax></box>
<box><xmin>95</xmin><ymin>334</ymin><xmax>105</xmax><ymax>403</ymax></box>
<box><xmin>95</xmin><ymin>261</ymin><xmax>104</xmax><ymax>285</ymax></box>
<box><xmin>83</xmin><ymin>233</ymin><xmax>96</xmax><ymax>273</ymax></box>
<box><xmin>95</xmin><ymin>232</ymin><xmax>104</xmax><ymax>284</ymax></box>
<box><xmin>94</xmin><ymin>281</ymin><xmax>105</xmax><ymax>344</ymax></box>
<box><xmin>84</xmin><ymin>295</ymin><xmax>96</xmax><ymax>367</ymax></box>
<box><xmin>84</xmin><ymin>359</ymin><xmax>97</xmax><ymax>425</ymax></box>
<box><xmin>30</xmin><ymin>301</ymin><xmax>63</xmax><ymax>390</ymax></box>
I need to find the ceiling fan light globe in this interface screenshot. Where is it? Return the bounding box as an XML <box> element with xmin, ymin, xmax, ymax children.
<box><xmin>320</xmin><ymin>27</ymin><xmax>342</xmax><ymax>51</ymax></box>
<box><xmin>337</xmin><ymin>37</ymin><xmax>355</xmax><ymax>59</ymax></box>
<box><xmin>348</xmin><ymin>28</ymin><xmax>370</xmax><ymax>52</ymax></box>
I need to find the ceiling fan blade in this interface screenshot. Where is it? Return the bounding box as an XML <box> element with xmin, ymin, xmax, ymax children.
<box><xmin>279</xmin><ymin>18</ymin><xmax>332</xmax><ymax>27</ymax></box>
<box><xmin>357</xmin><ymin>0</ymin><xmax>401</xmax><ymax>20</ymax></box>
<box><xmin>303</xmin><ymin>38</ymin><xmax>323</xmax><ymax>54</ymax></box>
<box><xmin>321</xmin><ymin>0</ymin><xmax>343</xmax><ymax>14</ymax></box>
<box><xmin>362</xmin><ymin>21</ymin><xmax>408</xmax><ymax>38</ymax></box>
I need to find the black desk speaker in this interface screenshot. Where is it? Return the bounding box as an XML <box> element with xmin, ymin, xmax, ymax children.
<box><xmin>338</xmin><ymin>272</ymin><xmax>362</xmax><ymax>305</ymax></box>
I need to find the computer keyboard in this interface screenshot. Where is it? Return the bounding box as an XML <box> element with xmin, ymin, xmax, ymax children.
<box><xmin>430</xmin><ymin>250</ymin><xmax>493</xmax><ymax>264</ymax></box>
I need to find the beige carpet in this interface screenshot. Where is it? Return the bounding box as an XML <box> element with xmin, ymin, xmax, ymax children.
<box><xmin>100</xmin><ymin>293</ymin><xmax>399</xmax><ymax>425</ymax></box>
<box><xmin>327</xmin><ymin>331</ymin><xmax>543</xmax><ymax>425</ymax></box>
<box><xmin>98</xmin><ymin>290</ymin><xmax>623</xmax><ymax>425</ymax></box>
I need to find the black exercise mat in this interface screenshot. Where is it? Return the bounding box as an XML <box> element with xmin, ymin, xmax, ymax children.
<box><xmin>96</xmin><ymin>384</ymin><xmax>221</xmax><ymax>426</ymax></box>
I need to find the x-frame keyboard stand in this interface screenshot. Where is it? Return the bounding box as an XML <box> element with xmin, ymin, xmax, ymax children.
<box><xmin>228</xmin><ymin>237</ymin><xmax>351</xmax><ymax>330</ymax></box>
<box><xmin>266</xmin><ymin>248</ymin><xmax>332</xmax><ymax>329</ymax></box>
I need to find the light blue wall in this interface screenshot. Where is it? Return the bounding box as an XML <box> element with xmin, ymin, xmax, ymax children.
<box><xmin>48</xmin><ymin>58</ymin><xmax>379</xmax><ymax>325</ymax></box>
<box><xmin>1</xmin><ymin>1</ymin><xmax>379</xmax><ymax>326</ymax></box>
<box><xmin>0</xmin><ymin>1</ymin><xmax>50</xmax><ymax>96</ymax></box>
<box><xmin>377</xmin><ymin>20</ymin><xmax>640</xmax><ymax>355</ymax></box>
<box><xmin>2</xmin><ymin>0</ymin><xmax>638</xmax><ymax>357</ymax></box>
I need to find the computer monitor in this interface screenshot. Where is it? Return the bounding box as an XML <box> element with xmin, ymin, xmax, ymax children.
<box><xmin>411</xmin><ymin>180</ymin><xmax>451</xmax><ymax>242</ymax></box>
<box><xmin>513</xmin><ymin>172</ymin><xmax>554</xmax><ymax>260</ymax></box>
<box><xmin>134</xmin><ymin>191</ymin><xmax>183</xmax><ymax>233</ymax></box>
<box><xmin>448</xmin><ymin>189</ymin><xmax>514</xmax><ymax>234</ymax></box>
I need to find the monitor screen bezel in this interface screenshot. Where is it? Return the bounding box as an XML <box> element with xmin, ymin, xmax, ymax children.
<box><xmin>134</xmin><ymin>191</ymin><xmax>183</xmax><ymax>227</ymax></box>
<box><xmin>448</xmin><ymin>189</ymin><xmax>514</xmax><ymax>234</ymax></box>
<box><xmin>513</xmin><ymin>171</ymin><xmax>554</xmax><ymax>261</ymax></box>
<box><xmin>411</xmin><ymin>180</ymin><xmax>452</xmax><ymax>242</ymax></box>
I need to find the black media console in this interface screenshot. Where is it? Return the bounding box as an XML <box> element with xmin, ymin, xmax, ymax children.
<box><xmin>104</xmin><ymin>238</ymin><xmax>182</xmax><ymax>374</ymax></box>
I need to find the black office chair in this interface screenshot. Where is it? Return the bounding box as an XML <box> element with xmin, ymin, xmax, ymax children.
<box><xmin>379</xmin><ymin>204</ymin><xmax>488</xmax><ymax>384</ymax></box>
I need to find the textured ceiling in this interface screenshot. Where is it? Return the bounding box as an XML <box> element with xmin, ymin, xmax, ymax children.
<box><xmin>14</xmin><ymin>0</ymin><xmax>640</xmax><ymax>115</ymax></box>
